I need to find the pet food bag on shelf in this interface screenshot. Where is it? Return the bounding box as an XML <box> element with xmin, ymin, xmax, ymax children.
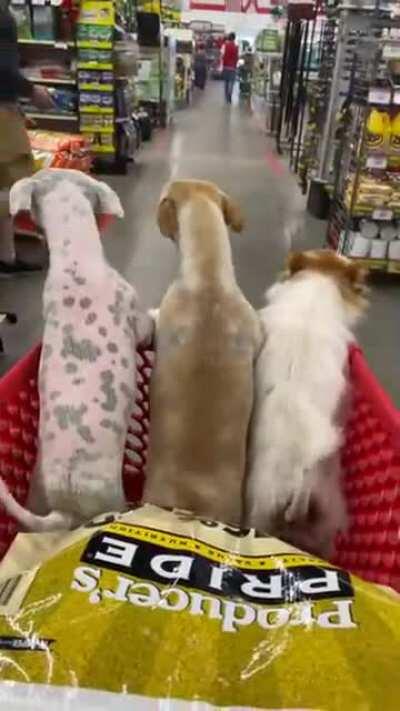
<box><xmin>0</xmin><ymin>504</ymin><xmax>399</xmax><ymax>711</ymax></box>
<box><xmin>28</xmin><ymin>130</ymin><xmax>93</xmax><ymax>173</ymax></box>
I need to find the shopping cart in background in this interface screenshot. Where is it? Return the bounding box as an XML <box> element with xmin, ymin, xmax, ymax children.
<box><xmin>0</xmin><ymin>343</ymin><xmax>399</xmax><ymax>591</ymax></box>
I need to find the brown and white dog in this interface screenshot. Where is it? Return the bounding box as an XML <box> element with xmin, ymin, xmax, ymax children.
<box><xmin>245</xmin><ymin>249</ymin><xmax>368</xmax><ymax>558</ymax></box>
<box><xmin>144</xmin><ymin>180</ymin><xmax>263</xmax><ymax>526</ymax></box>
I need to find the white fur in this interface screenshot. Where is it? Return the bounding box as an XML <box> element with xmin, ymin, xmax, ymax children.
<box><xmin>1</xmin><ymin>170</ymin><xmax>153</xmax><ymax>532</ymax></box>
<box><xmin>245</xmin><ymin>271</ymin><xmax>361</xmax><ymax>551</ymax></box>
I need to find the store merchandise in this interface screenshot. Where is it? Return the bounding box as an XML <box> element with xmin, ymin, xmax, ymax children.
<box><xmin>0</xmin><ymin>505</ymin><xmax>398</xmax><ymax>709</ymax></box>
<box><xmin>347</xmin><ymin>231</ymin><xmax>371</xmax><ymax>257</ymax></box>
<box><xmin>7</xmin><ymin>169</ymin><xmax>152</xmax><ymax>531</ymax></box>
<box><xmin>13</xmin><ymin>0</ymin><xmax>162</xmax><ymax>172</ymax></box>
<box><xmin>136</xmin><ymin>10</ymin><xmax>160</xmax><ymax>47</ymax></box>
<box><xmin>302</xmin><ymin>5</ymin><xmax>390</xmax><ymax>213</ymax></box>
<box><xmin>359</xmin><ymin>218</ymin><xmax>379</xmax><ymax>239</ymax></box>
<box><xmin>28</xmin><ymin>130</ymin><xmax>92</xmax><ymax>171</ymax></box>
<box><xmin>135</xmin><ymin>109</ymin><xmax>152</xmax><ymax>140</ymax></box>
<box><xmin>77</xmin><ymin>22</ymin><xmax>113</xmax><ymax>43</ymax></box>
<box><xmin>327</xmin><ymin>2</ymin><xmax>400</xmax><ymax>273</ymax></box>
<box><xmin>31</xmin><ymin>5</ymin><xmax>56</xmax><ymax>41</ymax></box>
<box><xmin>252</xmin><ymin>34</ymin><xmax>282</xmax><ymax>135</ymax></box>
<box><xmin>275</xmin><ymin>3</ymin><xmax>322</xmax><ymax>180</ymax></box>
<box><xmin>388</xmin><ymin>239</ymin><xmax>400</xmax><ymax>259</ymax></box>
<box><xmin>168</xmin><ymin>29</ymin><xmax>193</xmax><ymax>108</ymax></box>
<box><xmin>9</xmin><ymin>4</ymin><xmax>32</xmax><ymax>39</ymax></box>
<box><xmin>370</xmin><ymin>238</ymin><xmax>388</xmax><ymax>259</ymax></box>
<box><xmin>366</xmin><ymin>108</ymin><xmax>391</xmax><ymax>151</ymax></box>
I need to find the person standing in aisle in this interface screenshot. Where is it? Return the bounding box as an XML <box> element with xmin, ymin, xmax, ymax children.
<box><xmin>222</xmin><ymin>32</ymin><xmax>239</xmax><ymax>104</ymax></box>
<box><xmin>0</xmin><ymin>0</ymin><xmax>54</xmax><ymax>274</ymax></box>
<box><xmin>194</xmin><ymin>42</ymin><xmax>207</xmax><ymax>90</ymax></box>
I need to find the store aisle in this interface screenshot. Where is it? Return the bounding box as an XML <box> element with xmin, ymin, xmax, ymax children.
<box><xmin>105</xmin><ymin>84</ymin><xmax>305</xmax><ymax>310</ymax></box>
<box><xmin>0</xmin><ymin>82</ymin><xmax>399</xmax><ymax>404</ymax></box>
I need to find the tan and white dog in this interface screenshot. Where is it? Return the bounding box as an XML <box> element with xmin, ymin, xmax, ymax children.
<box><xmin>144</xmin><ymin>180</ymin><xmax>263</xmax><ymax>526</ymax></box>
<box><xmin>245</xmin><ymin>250</ymin><xmax>368</xmax><ymax>558</ymax></box>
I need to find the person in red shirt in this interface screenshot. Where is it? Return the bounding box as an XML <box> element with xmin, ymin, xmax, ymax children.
<box><xmin>222</xmin><ymin>32</ymin><xmax>239</xmax><ymax>104</ymax></box>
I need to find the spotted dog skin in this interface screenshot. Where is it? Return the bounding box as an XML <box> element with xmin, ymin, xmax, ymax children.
<box><xmin>6</xmin><ymin>170</ymin><xmax>153</xmax><ymax>529</ymax></box>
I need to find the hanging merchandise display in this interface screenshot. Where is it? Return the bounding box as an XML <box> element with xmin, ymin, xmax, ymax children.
<box><xmin>135</xmin><ymin>0</ymin><xmax>176</xmax><ymax>127</ymax></box>
<box><xmin>252</xmin><ymin>29</ymin><xmax>283</xmax><ymax>135</ymax></box>
<box><xmin>297</xmin><ymin>12</ymin><xmax>337</xmax><ymax>200</ymax></box>
<box><xmin>304</xmin><ymin>0</ymin><xmax>395</xmax><ymax>217</ymax></box>
<box><xmin>327</xmin><ymin>1</ymin><xmax>400</xmax><ymax>274</ymax></box>
<box><xmin>165</xmin><ymin>28</ymin><xmax>193</xmax><ymax>108</ymax></box>
<box><xmin>275</xmin><ymin>0</ymin><xmax>323</xmax><ymax>179</ymax></box>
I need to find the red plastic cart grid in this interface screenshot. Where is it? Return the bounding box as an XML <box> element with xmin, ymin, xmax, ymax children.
<box><xmin>0</xmin><ymin>342</ymin><xmax>399</xmax><ymax>591</ymax></box>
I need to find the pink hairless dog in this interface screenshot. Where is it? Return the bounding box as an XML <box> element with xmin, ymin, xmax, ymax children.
<box><xmin>0</xmin><ymin>169</ymin><xmax>153</xmax><ymax>531</ymax></box>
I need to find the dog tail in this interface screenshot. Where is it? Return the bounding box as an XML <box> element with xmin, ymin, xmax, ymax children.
<box><xmin>0</xmin><ymin>478</ymin><xmax>73</xmax><ymax>532</ymax></box>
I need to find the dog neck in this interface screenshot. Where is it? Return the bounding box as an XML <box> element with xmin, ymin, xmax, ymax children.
<box><xmin>40</xmin><ymin>182</ymin><xmax>104</xmax><ymax>272</ymax></box>
<box><xmin>178</xmin><ymin>196</ymin><xmax>235</xmax><ymax>290</ymax></box>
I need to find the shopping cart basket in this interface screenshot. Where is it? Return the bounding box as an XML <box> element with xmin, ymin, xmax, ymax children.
<box><xmin>0</xmin><ymin>343</ymin><xmax>399</xmax><ymax>591</ymax></box>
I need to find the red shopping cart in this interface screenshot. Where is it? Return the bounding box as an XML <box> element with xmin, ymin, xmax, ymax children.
<box><xmin>0</xmin><ymin>343</ymin><xmax>399</xmax><ymax>591</ymax></box>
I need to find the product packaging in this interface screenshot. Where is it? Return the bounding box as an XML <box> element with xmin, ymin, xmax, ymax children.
<box><xmin>0</xmin><ymin>505</ymin><xmax>399</xmax><ymax>710</ymax></box>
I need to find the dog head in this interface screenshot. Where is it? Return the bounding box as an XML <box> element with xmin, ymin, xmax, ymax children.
<box><xmin>157</xmin><ymin>180</ymin><xmax>244</xmax><ymax>240</ymax></box>
<box><xmin>10</xmin><ymin>168</ymin><xmax>124</xmax><ymax>229</ymax></box>
<box><xmin>285</xmin><ymin>249</ymin><xmax>368</xmax><ymax>316</ymax></box>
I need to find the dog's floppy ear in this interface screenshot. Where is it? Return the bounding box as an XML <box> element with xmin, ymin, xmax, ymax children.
<box><xmin>9</xmin><ymin>176</ymin><xmax>35</xmax><ymax>217</ymax></box>
<box><xmin>220</xmin><ymin>192</ymin><xmax>244</xmax><ymax>233</ymax></box>
<box><xmin>94</xmin><ymin>181</ymin><xmax>124</xmax><ymax>218</ymax></box>
<box><xmin>286</xmin><ymin>251</ymin><xmax>309</xmax><ymax>275</ymax></box>
<box><xmin>157</xmin><ymin>197</ymin><xmax>178</xmax><ymax>238</ymax></box>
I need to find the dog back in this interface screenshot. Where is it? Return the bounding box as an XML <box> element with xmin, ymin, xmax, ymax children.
<box><xmin>145</xmin><ymin>282</ymin><xmax>261</xmax><ymax>525</ymax></box>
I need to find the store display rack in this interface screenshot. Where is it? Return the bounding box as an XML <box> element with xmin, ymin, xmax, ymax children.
<box><xmin>304</xmin><ymin>0</ymin><xmax>395</xmax><ymax>216</ymax></box>
<box><xmin>327</xmin><ymin>3</ymin><xmax>400</xmax><ymax>274</ymax></box>
<box><xmin>13</xmin><ymin>0</ymin><xmax>147</xmax><ymax>173</ymax></box>
<box><xmin>275</xmin><ymin>1</ymin><xmax>324</xmax><ymax>179</ymax></box>
<box><xmin>166</xmin><ymin>28</ymin><xmax>193</xmax><ymax>109</ymax></box>
<box><xmin>252</xmin><ymin>29</ymin><xmax>283</xmax><ymax>135</ymax></box>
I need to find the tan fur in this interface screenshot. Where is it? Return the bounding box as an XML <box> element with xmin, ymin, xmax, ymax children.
<box><xmin>144</xmin><ymin>180</ymin><xmax>262</xmax><ymax>526</ymax></box>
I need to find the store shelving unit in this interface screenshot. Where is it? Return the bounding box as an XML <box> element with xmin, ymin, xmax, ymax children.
<box><xmin>252</xmin><ymin>50</ymin><xmax>283</xmax><ymax>135</ymax></box>
<box><xmin>165</xmin><ymin>28</ymin><xmax>193</xmax><ymax>109</ymax></box>
<box><xmin>327</xmin><ymin>2</ymin><xmax>400</xmax><ymax>275</ymax></box>
<box><xmin>14</xmin><ymin>0</ymin><xmax>142</xmax><ymax>172</ymax></box>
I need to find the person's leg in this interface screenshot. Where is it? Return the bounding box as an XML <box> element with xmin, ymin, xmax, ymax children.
<box><xmin>224</xmin><ymin>69</ymin><xmax>230</xmax><ymax>103</ymax></box>
<box><xmin>0</xmin><ymin>155</ymin><xmax>43</xmax><ymax>274</ymax></box>
<box><xmin>228</xmin><ymin>70</ymin><xmax>236</xmax><ymax>102</ymax></box>
<box><xmin>0</xmin><ymin>212</ymin><xmax>16</xmax><ymax>264</ymax></box>
<box><xmin>0</xmin><ymin>166</ymin><xmax>16</xmax><ymax>264</ymax></box>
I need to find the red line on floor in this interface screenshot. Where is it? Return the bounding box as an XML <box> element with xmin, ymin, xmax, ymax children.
<box><xmin>264</xmin><ymin>149</ymin><xmax>286</xmax><ymax>177</ymax></box>
<box><xmin>250</xmin><ymin>108</ymin><xmax>287</xmax><ymax>176</ymax></box>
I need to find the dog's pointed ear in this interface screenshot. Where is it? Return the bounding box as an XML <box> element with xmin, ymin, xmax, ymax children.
<box><xmin>220</xmin><ymin>193</ymin><xmax>244</xmax><ymax>233</ymax></box>
<box><xmin>157</xmin><ymin>197</ymin><xmax>178</xmax><ymax>238</ymax></box>
<box><xmin>9</xmin><ymin>176</ymin><xmax>35</xmax><ymax>217</ymax></box>
<box><xmin>286</xmin><ymin>251</ymin><xmax>309</xmax><ymax>275</ymax></box>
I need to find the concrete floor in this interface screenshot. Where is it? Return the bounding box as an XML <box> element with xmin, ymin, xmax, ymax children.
<box><xmin>1</xmin><ymin>82</ymin><xmax>399</xmax><ymax>404</ymax></box>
